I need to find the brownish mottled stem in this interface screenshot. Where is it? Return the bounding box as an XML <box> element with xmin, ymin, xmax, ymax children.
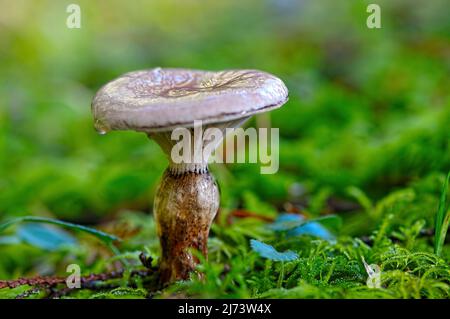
<box><xmin>153</xmin><ymin>168</ymin><xmax>219</xmax><ymax>283</ymax></box>
<box><xmin>148</xmin><ymin>120</ymin><xmax>246</xmax><ymax>284</ymax></box>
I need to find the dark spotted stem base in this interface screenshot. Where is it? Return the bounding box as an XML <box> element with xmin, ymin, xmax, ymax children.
<box><xmin>153</xmin><ymin>167</ymin><xmax>219</xmax><ymax>284</ymax></box>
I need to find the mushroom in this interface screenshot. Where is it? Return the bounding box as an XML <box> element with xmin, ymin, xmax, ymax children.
<box><xmin>91</xmin><ymin>68</ymin><xmax>288</xmax><ymax>283</ymax></box>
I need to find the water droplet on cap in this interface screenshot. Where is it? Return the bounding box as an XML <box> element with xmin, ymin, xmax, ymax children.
<box><xmin>94</xmin><ymin>119</ymin><xmax>110</xmax><ymax>135</ymax></box>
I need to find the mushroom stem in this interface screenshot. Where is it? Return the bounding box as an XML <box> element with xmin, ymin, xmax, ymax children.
<box><xmin>148</xmin><ymin>119</ymin><xmax>249</xmax><ymax>284</ymax></box>
<box><xmin>154</xmin><ymin>168</ymin><xmax>219</xmax><ymax>283</ymax></box>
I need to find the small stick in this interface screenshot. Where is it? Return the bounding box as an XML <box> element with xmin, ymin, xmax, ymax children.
<box><xmin>0</xmin><ymin>269</ymin><xmax>153</xmax><ymax>289</ymax></box>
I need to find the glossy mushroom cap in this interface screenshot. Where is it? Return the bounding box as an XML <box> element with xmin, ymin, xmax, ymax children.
<box><xmin>92</xmin><ymin>68</ymin><xmax>288</xmax><ymax>133</ymax></box>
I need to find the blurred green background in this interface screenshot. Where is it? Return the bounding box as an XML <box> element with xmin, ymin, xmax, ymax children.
<box><xmin>0</xmin><ymin>0</ymin><xmax>449</xmax><ymax>288</ymax></box>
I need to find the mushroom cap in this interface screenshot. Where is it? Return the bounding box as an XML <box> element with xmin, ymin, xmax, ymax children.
<box><xmin>92</xmin><ymin>68</ymin><xmax>288</xmax><ymax>132</ymax></box>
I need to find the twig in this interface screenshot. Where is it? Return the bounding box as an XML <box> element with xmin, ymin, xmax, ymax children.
<box><xmin>0</xmin><ymin>269</ymin><xmax>153</xmax><ymax>290</ymax></box>
<box><xmin>227</xmin><ymin>210</ymin><xmax>275</xmax><ymax>225</ymax></box>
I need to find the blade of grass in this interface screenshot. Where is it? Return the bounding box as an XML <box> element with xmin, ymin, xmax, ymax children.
<box><xmin>0</xmin><ymin>216</ymin><xmax>120</xmax><ymax>247</ymax></box>
<box><xmin>270</xmin><ymin>215</ymin><xmax>342</xmax><ymax>232</ymax></box>
<box><xmin>434</xmin><ymin>171</ymin><xmax>450</xmax><ymax>256</ymax></box>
